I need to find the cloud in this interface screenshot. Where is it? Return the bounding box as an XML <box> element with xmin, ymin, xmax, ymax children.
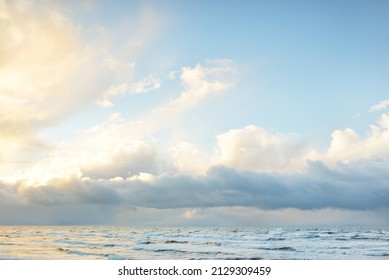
<box><xmin>2</xmin><ymin>108</ymin><xmax>389</xmax><ymax>226</ymax></box>
<box><xmin>150</xmin><ymin>59</ymin><xmax>236</xmax><ymax>118</ymax></box>
<box><xmin>322</xmin><ymin>114</ymin><xmax>389</xmax><ymax>165</ymax></box>
<box><xmin>109</xmin><ymin>161</ymin><xmax>388</xmax><ymax>211</ymax></box>
<box><xmin>2</xmin><ymin>157</ymin><xmax>388</xmax><ymax>213</ymax></box>
<box><xmin>4</xmin><ymin>112</ymin><xmax>389</xmax><ymax>224</ymax></box>
<box><xmin>179</xmin><ymin>59</ymin><xmax>235</xmax><ymax>100</ymax></box>
<box><xmin>215</xmin><ymin>125</ymin><xmax>314</xmax><ymax>173</ymax></box>
<box><xmin>0</xmin><ymin>0</ymin><xmax>137</xmax><ymax>163</ymax></box>
<box><xmin>7</xmin><ymin>57</ymin><xmax>235</xmax><ymax>178</ymax></box>
<box><xmin>0</xmin><ymin>0</ymin><xmax>169</xmax><ymax>170</ymax></box>
<box><xmin>369</xmin><ymin>99</ymin><xmax>389</xmax><ymax>112</ymax></box>
<box><xmin>129</xmin><ymin>172</ymin><xmax>156</xmax><ymax>183</ymax></box>
<box><xmin>0</xmin><ymin>0</ymin><xmax>80</xmax><ymax>159</ymax></box>
<box><xmin>170</xmin><ymin>142</ymin><xmax>210</xmax><ymax>175</ymax></box>
<box><xmin>95</xmin><ymin>83</ymin><xmax>130</xmax><ymax>108</ymax></box>
<box><xmin>79</xmin><ymin>59</ymin><xmax>235</xmax><ymax>149</ymax></box>
<box><xmin>32</xmin><ymin>141</ymin><xmax>159</xmax><ymax>182</ymax></box>
<box><xmin>0</xmin><ymin>0</ymin><xmax>91</xmax><ymax>123</ymax></box>
<box><xmin>95</xmin><ymin>74</ymin><xmax>161</xmax><ymax>108</ymax></box>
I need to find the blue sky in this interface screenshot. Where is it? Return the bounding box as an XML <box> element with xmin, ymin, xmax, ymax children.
<box><xmin>0</xmin><ymin>0</ymin><xmax>389</xmax><ymax>225</ymax></box>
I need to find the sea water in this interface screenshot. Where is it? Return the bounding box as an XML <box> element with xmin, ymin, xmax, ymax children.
<box><xmin>0</xmin><ymin>226</ymin><xmax>388</xmax><ymax>260</ymax></box>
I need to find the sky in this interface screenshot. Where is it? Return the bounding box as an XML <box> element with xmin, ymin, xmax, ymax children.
<box><xmin>1</xmin><ymin>0</ymin><xmax>389</xmax><ymax>226</ymax></box>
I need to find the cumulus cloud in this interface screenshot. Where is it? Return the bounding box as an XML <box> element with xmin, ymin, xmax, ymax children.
<box><xmin>22</xmin><ymin>140</ymin><xmax>160</xmax><ymax>182</ymax></box>
<box><xmin>109</xmin><ymin>162</ymin><xmax>389</xmax><ymax>211</ymax></box>
<box><xmin>322</xmin><ymin>114</ymin><xmax>389</xmax><ymax>165</ymax></box>
<box><xmin>170</xmin><ymin>142</ymin><xmax>210</xmax><ymax>175</ymax></box>
<box><xmin>82</xmin><ymin>142</ymin><xmax>159</xmax><ymax>179</ymax></box>
<box><xmin>179</xmin><ymin>59</ymin><xmax>235</xmax><ymax>103</ymax></box>
<box><xmin>1</xmin><ymin>157</ymin><xmax>388</xmax><ymax>224</ymax></box>
<box><xmin>3</xmin><ymin>112</ymin><xmax>389</xmax><ymax>224</ymax></box>
<box><xmin>216</xmin><ymin>125</ymin><xmax>314</xmax><ymax>173</ymax></box>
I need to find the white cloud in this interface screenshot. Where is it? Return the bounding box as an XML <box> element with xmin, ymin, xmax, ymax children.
<box><xmin>128</xmin><ymin>59</ymin><xmax>236</xmax><ymax>134</ymax></box>
<box><xmin>322</xmin><ymin>114</ymin><xmax>389</xmax><ymax>165</ymax></box>
<box><xmin>168</xmin><ymin>70</ymin><xmax>177</xmax><ymax>80</ymax></box>
<box><xmin>369</xmin><ymin>99</ymin><xmax>389</xmax><ymax>112</ymax></box>
<box><xmin>0</xmin><ymin>0</ymin><xmax>81</xmax><ymax>160</ymax></box>
<box><xmin>170</xmin><ymin>142</ymin><xmax>209</xmax><ymax>175</ymax></box>
<box><xmin>92</xmin><ymin>59</ymin><xmax>237</xmax><ymax>138</ymax></box>
<box><xmin>129</xmin><ymin>172</ymin><xmax>156</xmax><ymax>183</ymax></box>
<box><xmin>216</xmin><ymin>125</ymin><xmax>313</xmax><ymax>173</ymax></box>
<box><xmin>131</xmin><ymin>74</ymin><xmax>161</xmax><ymax>93</ymax></box>
<box><xmin>178</xmin><ymin>59</ymin><xmax>235</xmax><ymax>106</ymax></box>
<box><xmin>95</xmin><ymin>75</ymin><xmax>161</xmax><ymax>108</ymax></box>
<box><xmin>96</xmin><ymin>83</ymin><xmax>129</xmax><ymax>108</ymax></box>
<box><xmin>79</xmin><ymin>141</ymin><xmax>159</xmax><ymax>179</ymax></box>
<box><xmin>0</xmin><ymin>1</ymin><xmax>138</xmax><ymax>164</ymax></box>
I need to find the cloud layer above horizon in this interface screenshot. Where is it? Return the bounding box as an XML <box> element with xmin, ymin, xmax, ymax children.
<box><xmin>1</xmin><ymin>0</ymin><xmax>389</xmax><ymax>225</ymax></box>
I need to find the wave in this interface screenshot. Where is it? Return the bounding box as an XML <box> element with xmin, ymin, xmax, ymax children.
<box><xmin>203</xmin><ymin>241</ymin><xmax>222</xmax><ymax>246</ymax></box>
<box><xmin>258</xmin><ymin>246</ymin><xmax>296</xmax><ymax>252</ymax></box>
<box><xmin>0</xmin><ymin>242</ymin><xmax>14</xmax><ymax>246</ymax></box>
<box><xmin>152</xmin><ymin>248</ymin><xmax>188</xmax><ymax>254</ymax></box>
<box><xmin>267</xmin><ymin>237</ymin><xmax>286</xmax><ymax>241</ymax></box>
<box><xmin>56</xmin><ymin>248</ymin><xmax>69</xmax><ymax>252</ymax></box>
<box><xmin>1</xmin><ymin>226</ymin><xmax>389</xmax><ymax>259</ymax></box>
<box><xmin>137</xmin><ymin>240</ymin><xmax>153</xmax><ymax>245</ymax></box>
<box><xmin>164</xmin><ymin>240</ymin><xmax>188</xmax><ymax>244</ymax></box>
<box><xmin>67</xmin><ymin>250</ymin><xmax>109</xmax><ymax>258</ymax></box>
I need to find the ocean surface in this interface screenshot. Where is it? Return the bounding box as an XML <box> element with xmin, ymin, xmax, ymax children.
<box><xmin>0</xmin><ymin>226</ymin><xmax>388</xmax><ymax>260</ymax></box>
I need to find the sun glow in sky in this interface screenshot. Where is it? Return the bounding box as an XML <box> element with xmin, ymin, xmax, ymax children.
<box><xmin>1</xmin><ymin>0</ymin><xmax>389</xmax><ymax>225</ymax></box>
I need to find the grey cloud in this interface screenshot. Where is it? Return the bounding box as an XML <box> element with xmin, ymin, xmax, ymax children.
<box><xmin>113</xmin><ymin>160</ymin><xmax>389</xmax><ymax>211</ymax></box>
<box><xmin>1</xmin><ymin>159</ymin><xmax>388</xmax><ymax>225</ymax></box>
<box><xmin>3</xmin><ymin>176</ymin><xmax>121</xmax><ymax>207</ymax></box>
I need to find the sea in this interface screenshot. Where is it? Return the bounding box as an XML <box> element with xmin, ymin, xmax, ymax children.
<box><xmin>0</xmin><ymin>226</ymin><xmax>388</xmax><ymax>260</ymax></box>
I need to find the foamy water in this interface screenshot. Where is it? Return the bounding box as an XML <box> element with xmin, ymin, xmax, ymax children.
<box><xmin>1</xmin><ymin>226</ymin><xmax>388</xmax><ymax>259</ymax></box>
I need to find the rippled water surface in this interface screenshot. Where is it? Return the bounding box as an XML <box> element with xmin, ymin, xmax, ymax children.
<box><xmin>1</xmin><ymin>226</ymin><xmax>388</xmax><ymax>259</ymax></box>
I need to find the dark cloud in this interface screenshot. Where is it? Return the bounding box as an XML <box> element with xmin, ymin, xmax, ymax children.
<box><xmin>115</xmin><ymin>160</ymin><xmax>389</xmax><ymax>211</ymax></box>
<box><xmin>1</xmin><ymin>159</ymin><xmax>388</xmax><ymax>225</ymax></box>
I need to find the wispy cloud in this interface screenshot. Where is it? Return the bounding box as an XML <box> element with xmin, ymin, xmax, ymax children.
<box><xmin>369</xmin><ymin>99</ymin><xmax>389</xmax><ymax>112</ymax></box>
<box><xmin>0</xmin><ymin>1</ymin><xmax>132</xmax><ymax>162</ymax></box>
<box><xmin>95</xmin><ymin>74</ymin><xmax>161</xmax><ymax>108</ymax></box>
<box><xmin>89</xmin><ymin>59</ymin><xmax>237</xmax><ymax>141</ymax></box>
<box><xmin>0</xmin><ymin>0</ymin><xmax>164</xmax><ymax>167</ymax></box>
<box><xmin>0</xmin><ymin>0</ymin><xmax>82</xmax><ymax>161</ymax></box>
